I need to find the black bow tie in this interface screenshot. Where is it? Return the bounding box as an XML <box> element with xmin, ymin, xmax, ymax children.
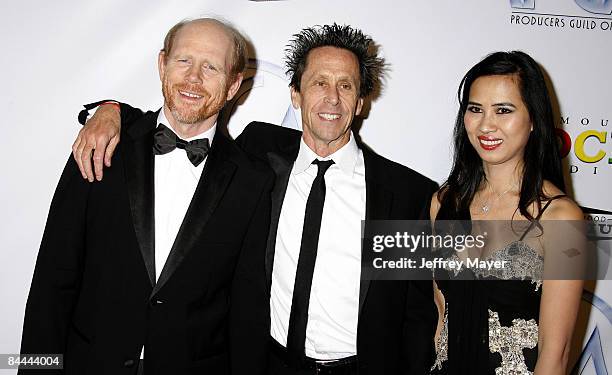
<box><xmin>153</xmin><ymin>124</ymin><xmax>210</xmax><ymax>167</ymax></box>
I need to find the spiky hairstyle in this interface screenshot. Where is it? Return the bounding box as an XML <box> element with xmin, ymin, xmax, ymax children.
<box><xmin>285</xmin><ymin>23</ymin><xmax>384</xmax><ymax>98</ymax></box>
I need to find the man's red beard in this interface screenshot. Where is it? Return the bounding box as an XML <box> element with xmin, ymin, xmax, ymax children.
<box><xmin>162</xmin><ymin>81</ymin><xmax>228</xmax><ymax>125</ymax></box>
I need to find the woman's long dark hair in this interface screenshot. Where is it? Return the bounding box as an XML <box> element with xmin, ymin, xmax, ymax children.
<box><xmin>437</xmin><ymin>51</ymin><xmax>565</xmax><ymax>221</ymax></box>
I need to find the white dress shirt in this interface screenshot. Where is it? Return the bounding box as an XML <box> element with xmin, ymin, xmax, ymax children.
<box><xmin>141</xmin><ymin>109</ymin><xmax>215</xmax><ymax>359</ymax></box>
<box><xmin>270</xmin><ymin>133</ymin><xmax>366</xmax><ymax>360</ymax></box>
<box><xmin>154</xmin><ymin>110</ymin><xmax>215</xmax><ymax>281</ymax></box>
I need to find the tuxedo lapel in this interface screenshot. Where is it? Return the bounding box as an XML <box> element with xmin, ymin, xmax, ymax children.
<box><xmin>359</xmin><ymin>148</ymin><xmax>393</xmax><ymax>315</ymax></box>
<box><xmin>124</xmin><ymin>113</ymin><xmax>158</xmax><ymax>286</ymax></box>
<box><xmin>151</xmin><ymin>133</ymin><xmax>237</xmax><ymax>298</ymax></box>
<box><xmin>264</xmin><ymin>154</ymin><xmax>292</xmax><ymax>289</ymax></box>
<box><xmin>264</xmin><ymin>142</ymin><xmax>299</xmax><ymax>289</ymax></box>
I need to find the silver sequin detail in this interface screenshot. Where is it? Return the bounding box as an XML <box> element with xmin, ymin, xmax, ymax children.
<box><xmin>473</xmin><ymin>241</ymin><xmax>543</xmax><ymax>291</ymax></box>
<box><xmin>440</xmin><ymin>241</ymin><xmax>542</xmax><ymax>291</ymax></box>
<box><xmin>441</xmin><ymin>252</ymin><xmax>463</xmax><ymax>277</ymax></box>
<box><xmin>488</xmin><ymin>309</ymin><xmax>538</xmax><ymax>375</ymax></box>
<box><xmin>431</xmin><ymin>303</ymin><xmax>449</xmax><ymax>371</ymax></box>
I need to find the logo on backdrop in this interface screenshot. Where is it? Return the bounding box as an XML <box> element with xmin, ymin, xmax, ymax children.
<box><xmin>572</xmin><ymin>291</ymin><xmax>612</xmax><ymax>374</ymax></box>
<box><xmin>556</xmin><ymin>114</ymin><xmax>611</xmax><ymax>177</ymax></box>
<box><xmin>571</xmin><ymin>210</ymin><xmax>612</xmax><ymax>374</ymax></box>
<box><xmin>510</xmin><ymin>0</ymin><xmax>612</xmax><ymax>31</ymax></box>
<box><xmin>584</xmin><ymin>209</ymin><xmax>612</xmax><ymax>279</ymax></box>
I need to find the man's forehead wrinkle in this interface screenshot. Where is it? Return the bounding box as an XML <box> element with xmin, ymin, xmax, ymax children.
<box><xmin>307</xmin><ymin>72</ymin><xmax>358</xmax><ymax>83</ymax></box>
<box><xmin>170</xmin><ymin>28</ymin><xmax>232</xmax><ymax>72</ymax></box>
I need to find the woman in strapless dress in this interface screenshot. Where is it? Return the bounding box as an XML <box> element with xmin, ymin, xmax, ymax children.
<box><xmin>429</xmin><ymin>51</ymin><xmax>584</xmax><ymax>375</ymax></box>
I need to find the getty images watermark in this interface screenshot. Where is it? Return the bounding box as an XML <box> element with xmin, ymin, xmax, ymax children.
<box><xmin>362</xmin><ymin>220</ymin><xmax>597</xmax><ymax>281</ymax></box>
<box><xmin>372</xmin><ymin>229</ymin><xmax>492</xmax><ymax>271</ymax></box>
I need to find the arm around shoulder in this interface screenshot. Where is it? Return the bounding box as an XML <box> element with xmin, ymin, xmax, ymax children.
<box><xmin>73</xmin><ymin>101</ymin><xmax>146</xmax><ymax>182</ymax></box>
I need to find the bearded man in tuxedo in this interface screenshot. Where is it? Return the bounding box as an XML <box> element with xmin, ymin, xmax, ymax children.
<box><xmin>20</xmin><ymin>18</ymin><xmax>272</xmax><ymax>375</ymax></box>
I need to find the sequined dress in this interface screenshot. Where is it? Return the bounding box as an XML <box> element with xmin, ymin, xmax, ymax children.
<box><xmin>431</xmin><ymin>246</ymin><xmax>542</xmax><ymax>374</ymax></box>
<box><xmin>429</xmin><ymin>197</ymin><xmax>564</xmax><ymax>375</ymax></box>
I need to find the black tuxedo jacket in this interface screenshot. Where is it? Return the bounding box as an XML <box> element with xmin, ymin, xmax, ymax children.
<box><xmin>237</xmin><ymin>122</ymin><xmax>438</xmax><ymax>375</ymax></box>
<box><xmin>20</xmin><ymin>111</ymin><xmax>273</xmax><ymax>375</ymax></box>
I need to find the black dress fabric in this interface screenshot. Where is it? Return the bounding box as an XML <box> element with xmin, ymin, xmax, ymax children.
<box><xmin>431</xmin><ymin>196</ymin><xmax>565</xmax><ymax>374</ymax></box>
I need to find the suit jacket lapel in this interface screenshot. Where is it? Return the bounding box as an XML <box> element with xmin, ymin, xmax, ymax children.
<box><xmin>151</xmin><ymin>133</ymin><xmax>237</xmax><ymax>298</ymax></box>
<box><xmin>359</xmin><ymin>147</ymin><xmax>393</xmax><ymax>315</ymax></box>
<box><xmin>124</xmin><ymin>113</ymin><xmax>158</xmax><ymax>286</ymax></box>
<box><xmin>264</xmin><ymin>147</ymin><xmax>296</xmax><ymax>289</ymax></box>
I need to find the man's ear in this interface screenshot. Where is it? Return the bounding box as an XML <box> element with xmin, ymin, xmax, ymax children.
<box><xmin>226</xmin><ymin>73</ymin><xmax>243</xmax><ymax>102</ymax></box>
<box><xmin>355</xmin><ymin>97</ymin><xmax>364</xmax><ymax>116</ymax></box>
<box><xmin>290</xmin><ymin>87</ymin><xmax>302</xmax><ymax>109</ymax></box>
<box><xmin>158</xmin><ymin>51</ymin><xmax>167</xmax><ymax>81</ymax></box>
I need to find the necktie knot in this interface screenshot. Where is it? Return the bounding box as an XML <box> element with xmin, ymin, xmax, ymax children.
<box><xmin>312</xmin><ymin>159</ymin><xmax>334</xmax><ymax>177</ymax></box>
<box><xmin>153</xmin><ymin>124</ymin><xmax>210</xmax><ymax>167</ymax></box>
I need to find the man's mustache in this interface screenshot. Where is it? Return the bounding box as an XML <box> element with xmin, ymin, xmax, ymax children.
<box><xmin>173</xmin><ymin>84</ymin><xmax>209</xmax><ymax>98</ymax></box>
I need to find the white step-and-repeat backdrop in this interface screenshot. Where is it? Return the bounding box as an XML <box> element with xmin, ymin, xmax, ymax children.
<box><xmin>1</xmin><ymin>1</ymin><xmax>610</xmax><ymax>373</ymax></box>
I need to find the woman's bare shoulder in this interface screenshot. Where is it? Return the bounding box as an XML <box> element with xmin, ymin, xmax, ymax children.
<box><xmin>541</xmin><ymin>181</ymin><xmax>583</xmax><ymax>220</ymax></box>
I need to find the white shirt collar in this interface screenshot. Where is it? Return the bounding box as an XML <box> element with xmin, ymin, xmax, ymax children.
<box><xmin>156</xmin><ymin>108</ymin><xmax>217</xmax><ymax>142</ymax></box>
<box><xmin>293</xmin><ymin>132</ymin><xmax>360</xmax><ymax>177</ymax></box>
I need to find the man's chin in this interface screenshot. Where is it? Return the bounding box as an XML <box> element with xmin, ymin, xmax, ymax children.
<box><xmin>174</xmin><ymin>114</ymin><xmax>207</xmax><ymax>125</ymax></box>
<box><xmin>170</xmin><ymin>107</ymin><xmax>209</xmax><ymax>124</ymax></box>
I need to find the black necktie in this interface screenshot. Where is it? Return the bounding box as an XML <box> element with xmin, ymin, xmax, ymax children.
<box><xmin>286</xmin><ymin>159</ymin><xmax>335</xmax><ymax>366</ymax></box>
<box><xmin>152</xmin><ymin>124</ymin><xmax>210</xmax><ymax>167</ymax></box>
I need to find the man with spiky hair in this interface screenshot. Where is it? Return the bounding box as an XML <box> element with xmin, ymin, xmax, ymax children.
<box><xmin>71</xmin><ymin>23</ymin><xmax>437</xmax><ymax>375</ymax></box>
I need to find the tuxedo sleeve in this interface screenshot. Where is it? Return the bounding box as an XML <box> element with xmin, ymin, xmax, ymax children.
<box><xmin>235</xmin><ymin>122</ymin><xmax>260</xmax><ymax>157</ymax></box>
<box><xmin>19</xmin><ymin>155</ymin><xmax>90</xmax><ymax>374</ymax></box>
<box><xmin>77</xmin><ymin>100</ymin><xmax>146</xmax><ymax>130</ymax></box>
<box><xmin>229</xmin><ymin>170</ymin><xmax>273</xmax><ymax>375</ymax></box>
<box><xmin>117</xmin><ymin>102</ymin><xmax>146</xmax><ymax>127</ymax></box>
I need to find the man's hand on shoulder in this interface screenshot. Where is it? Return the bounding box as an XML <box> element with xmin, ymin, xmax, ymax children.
<box><xmin>72</xmin><ymin>103</ymin><xmax>121</xmax><ymax>182</ymax></box>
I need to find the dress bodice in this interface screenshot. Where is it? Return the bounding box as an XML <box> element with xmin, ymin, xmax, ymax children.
<box><xmin>433</xmin><ymin>242</ymin><xmax>543</xmax><ymax>374</ymax></box>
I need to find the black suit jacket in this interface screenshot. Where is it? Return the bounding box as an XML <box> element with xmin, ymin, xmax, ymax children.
<box><xmin>237</xmin><ymin>122</ymin><xmax>438</xmax><ymax>375</ymax></box>
<box><xmin>20</xmin><ymin>112</ymin><xmax>273</xmax><ymax>375</ymax></box>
